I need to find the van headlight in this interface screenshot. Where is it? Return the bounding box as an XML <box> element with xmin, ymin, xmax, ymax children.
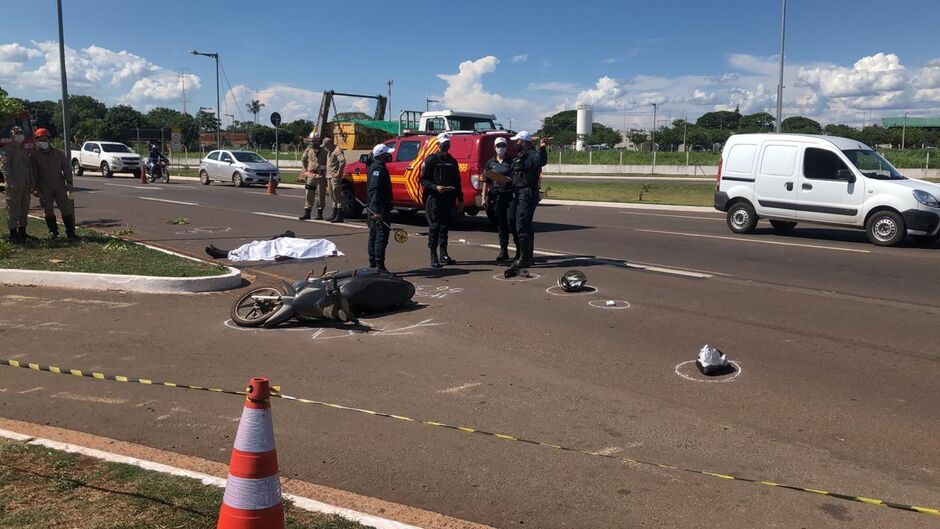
<box><xmin>913</xmin><ymin>190</ymin><xmax>940</xmax><ymax>208</ymax></box>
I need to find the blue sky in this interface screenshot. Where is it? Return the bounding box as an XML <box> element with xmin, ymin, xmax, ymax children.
<box><xmin>2</xmin><ymin>0</ymin><xmax>939</xmax><ymax>131</ymax></box>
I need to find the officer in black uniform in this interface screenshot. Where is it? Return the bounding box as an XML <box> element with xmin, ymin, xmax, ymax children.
<box><xmin>420</xmin><ymin>133</ymin><xmax>463</xmax><ymax>268</ymax></box>
<box><xmin>366</xmin><ymin>143</ymin><xmax>394</xmax><ymax>273</ymax></box>
<box><xmin>482</xmin><ymin>136</ymin><xmax>516</xmax><ymax>263</ymax></box>
<box><xmin>508</xmin><ymin>131</ymin><xmax>548</xmax><ymax>271</ymax></box>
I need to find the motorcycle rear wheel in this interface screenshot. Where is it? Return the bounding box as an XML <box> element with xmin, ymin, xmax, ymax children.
<box><xmin>231</xmin><ymin>287</ymin><xmax>284</xmax><ymax>327</ymax></box>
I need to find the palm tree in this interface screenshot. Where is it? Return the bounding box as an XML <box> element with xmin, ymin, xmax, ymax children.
<box><xmin>246</xmin><ymin>99</ymin><xmax>265</xmax><ymax>125</ymax></box>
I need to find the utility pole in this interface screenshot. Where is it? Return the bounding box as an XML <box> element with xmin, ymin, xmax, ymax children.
<box><xmin>775</xmin><ymin>0</ymin><xmax>787</xmax><ymax>133</ymax></box>
<box><xmin>387</xmin><ymin>80</ymin><xmax>393</xmax><ymax>118</ymax></box>
<box><xmin>56</xmin><ymin>0</ymin><xmax>71</xmax><ymax>158</ymax></box>
<box><xmin>683</xmin><ymin>118</ymin><xmax>689</xmax><ymax>167</ymax></box>
<box><xmin>190</xmin><ymin>49</ymin><xmax>221</xmax><ymax>147</ymax></box>
<box><xmin>180</xmin><ymin>69</ymin><xmax>187</xmax><ymax>114</ymax></box>
<box><xmin>651</xmin><ymin>103</ymin><xmax>658</xmax><ymax>174</ymax></box>
<box><xmin>902</xmin><ymin>111</ymin><xmax>909</xmax><ymax>149</ymax></box>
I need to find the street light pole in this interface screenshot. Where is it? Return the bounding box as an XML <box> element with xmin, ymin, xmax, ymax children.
<box><xmin>56</xmin><ymin>0</ymin><xmax>70</xmax><ymax>157</ymax></box>
<box><xmin>426</xmin><ymin>98</ymin><xmax>439</xmax><ymax>112</ymax></box>
<box><xmin>775</xmin><ymin>0</ymin><xmax>787</xmax><ymax>133</ymax></box>
<box><xmin>190</xmin><ymin>49</ymin><xmax>221</xmax><ymax>148</ymax></box>
<box><xmin>387</xmin><ymin>80</ymin><xmax>393</xmax><ymax>117</ymax></box>
<box><xmin>902</xmin><ymin>111</ymin><xmax>909</xmax><ymax>150</ymax></box>
<box><xmin>651</xmin><ymin>103</ymin><xmax>658</xmax><ymax>174</ymax></box>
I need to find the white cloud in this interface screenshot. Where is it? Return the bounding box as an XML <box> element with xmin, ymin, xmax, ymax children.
<box><xmin>0</xmin><ymin>41</ymin><xmax>203</xmax><ymax>109</ymax></box>
<box><xmin>511</xmin><ymin>54</ymin><xmax>528</xmax><ymax>63</ymax></box>
<box><xmin>435</xmin><ymin>56</ymin><xmax>536</xmax><ymax>118</ymax></box>
<box><xmin>224</xmin><ymin>84</ymin><xmax>323</xmax><ymax>123</ymax></box>
<box><xmin>575</xmin><ymin>76</ymin><xmax>626</xmax><ymax>108</ymax></box>
<box><xmin>799</xmin><ymin>53</ymin><xmax>906</xmax><ymax>98</ymax></box>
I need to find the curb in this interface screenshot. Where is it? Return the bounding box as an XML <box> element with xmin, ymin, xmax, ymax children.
<box><xmin>0</xmin><ymin>419</ymin><xmax>494</xmax><ymax>529</ymax></box>
<box><xmin>0</xmin><ymin>238</ymin><xmax>242</xmax><ymax>294</ymax></box>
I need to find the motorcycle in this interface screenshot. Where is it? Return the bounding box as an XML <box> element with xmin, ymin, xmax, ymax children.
<box><xmin>147</xmin><ymin>158</ymin><xmax>170</xmax><ymax>183</ymax></box>
<box><xmin>231</xmin><ymin>267</ymin><xmax>416</xmax><ymax>328</ymax></box>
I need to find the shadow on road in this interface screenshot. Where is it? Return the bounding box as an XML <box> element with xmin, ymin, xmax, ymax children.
<box><xmin>756</xmin><ymin>227</ymin><xmax>940</xmax><ymax>249</ymax></box>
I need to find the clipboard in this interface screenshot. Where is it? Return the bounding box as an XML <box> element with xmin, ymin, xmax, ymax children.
<box><xmin>482</xmin><ymin>170</ymin><xmax>511</xmax><ymax>186</ymax></box>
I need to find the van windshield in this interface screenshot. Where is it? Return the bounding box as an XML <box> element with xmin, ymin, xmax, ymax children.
<box><xmin>841</xmin><ymin>149</ymin><xmax>905</xmax><ymax>180</ymax></box>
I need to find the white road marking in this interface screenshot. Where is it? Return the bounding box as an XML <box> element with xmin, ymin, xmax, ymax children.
<box><xmin>105</xmin><ymin>183</ymin><xmax>162</xmax><ymax>190</ymax></box>
<box><xmin>436</xmin><ymin>382</ymin><xmax>482</xmax><ymax>395</ymax></box>
<box><xmin>51</xmin><ymin>392</ymin><xmax>129</xmax><ymax>405</ymax></box>
<box><xmin>674</xmin><ymin>360</ymin><xmax>743</xmax><ymax>383</ymax></box>
<box><xmin>138</xmin><ymin>197</ymin><xmax>199</xmax><ymax>206</ymax></box>
<box><xmin>251</xmin><ymin>211</ymin><xmax>369</xmax><ymax>229</ymax></box>
<box><xmin>593</xmin><ymin>447</ymin><xmax>624</xmax><ymax>456</ymax></box>
<box><xmin>248</xmin><ymin>191</ymin><xmax>302</xmax><ymax>198</ymax></box>
<box><xmin>619</xmin><ymin>211</ymin><xmax>723</xmax><ymax>221</ymax></box>
<box><xmin>636</xmin><ymin>229</ymin><xmax>871</xmax><ymax>254</ymax></box>
<box><xmin>17</xmin><ymin>387</ymin><xmax>45</xmax><ymax>394</ymax></box>
<box><xmin>624</xmin><ymin>263</ymin><xmax>713</xmax><ymax>278</ymax></box>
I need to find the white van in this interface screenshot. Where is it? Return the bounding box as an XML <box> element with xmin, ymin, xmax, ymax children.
<box><xmin>714</xmin><ymin>134</ymin><xmax>940</xmax><ymax>246</ymax></box>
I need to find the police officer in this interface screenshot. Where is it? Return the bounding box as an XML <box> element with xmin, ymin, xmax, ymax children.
<box><xmin>298</xmin><ymin>134</ymin><xmax>327</xmax><ymax>220</ymax></box>
<box><xmin>482</xmin><ymin>136</ymin><xmax>516</xmax><ymax>263</ymax></box>
<box><xmin>30</xmin><ymin>128</ymin><xmax>77</xmax><ymax>239</ymax></box>
<box><xmin>323</xmin><ymin>137</ymin><xmax>346</xmax><ymax>222</ymax></box>
<box><xmin>366</xmin><ymin>143</ymin><xmax>394</xmax><ymax>273</ymax></box>
<box><xmin>420</xmin><ymin>133</ymin><xmax>463</xmax><ymax>268</ymax></box>
<box><xmin>508</xmin><ymin>131</ymin><xmax>548</xmax><ymax>271</ymax></box>
<box><xmin>1</xmin><ymin>126</ymin><xmax>33</xmax><ymax>243</ymax></box>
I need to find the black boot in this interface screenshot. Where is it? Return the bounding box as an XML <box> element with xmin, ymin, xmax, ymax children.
<box><xmin>369</xmin><ymin>258</ymin><xmax>376</xmax><ymax>268</ymax></box>
<box><xmin>9</xmin><ymin>229</ymin><xmax>22</xmax><ymax>244</ymax></box>
<box><xmin>510</xmin><ymin>240</ymin><xmax>530</xmax><ymax>270</ymax></box>
<box><xmin>496</xmin><ymin>245</ymin><xmax>510</xmax><ymax>263</ymax></box>
<box><xmin>376</xmin><ymin>260</ymin><xmax>389</xmax><ymax>274</ymax></box>
<box><xmin>18</xmin><ymin>227</ymin><xmax>36</xmax><ymax>242</ymax></box>
<box><xmin>45</xmin><ymin>216</ymin><xmax>60</xmax><ymax>239</ymax></box>
<box><xmin>298</xmin><ymin>208</ymin><xmax>312</xmax><ymax>221</ymax></box>
<box><xmin>439</xmin><ymin>246</ymin><xmax>456</xmax><ymax>265</ymax></box>
<box><xmin>204</xmin><ymin>245</ymin><xmax>229</xmax><ymax>259</ymax></box>
<box><xmin>63</xmin><ymin>216</ymin><xmax>78</xmax><ymax>240</ymax></box>
<box><xmin>429</xmin><ymin>248</ymin><xmax>441</xmax><ymax>268</ymax></box>
<box><xmin>519</xmin><ymin>239</ymin><xmax>534</xmax><ymax>268</ymax></box>
<box><xmin>315</xmin><ymin>208</ymin><xmax>324</xmax><ymax>220</ymax></box>
<box><xmin>327</xmin><ymin>208</ymin><xmax>338</xmax><ymax>221</ymax></box>
<box><xmin>329</xmin><ymin>210</ymin><xmax>344</xmax><ymax>223</ymax></box>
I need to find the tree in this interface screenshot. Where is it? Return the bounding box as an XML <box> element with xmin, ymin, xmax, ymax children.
<box><xmin>737</xmin><ymin>112</ymin><xmax>775</xmax><ymax>133</ymax></box>
<box><xmin>0</xmin><ymin>86</ymin><xmax>25</xmax><ymax>123</ymax></box>
<box><xmin>781</xmin><ymin>116</ymin><xmax>822</xmax><ymax>134</ymax></box>
<box><xmin>823</xmin><ymin>124</ymin><xmax>860</xmax><ymax>140</ymax></box>
<box><xmin>625</xmin><ymin>129</ymin><xmax>649</xmax><ymax>150</ymax></box>
<box><xmin>104</xmin><ymin>104</ymin><xmax>144</xmax><ymax>141</ymax></box>
<box><xmin>537</xmin><ymin>110</ymin><xmax>578</xmax><ymax>146</ymax></box>
<box><xmin>335</xmin><ymin>112</ymin><xmax>372</xmax><ymax>121</ymax></box>
<box><xmin>195</xmin><ymin>109</ymin><xmax>221</xmax><ymax>133</ymax></box>
<box><xmin>585</xmin><ymin>123</ymin><xmax>622</xmax><ymax>147</ymax></box>
<box><xmin>284</xmin><ymin>119</ymin><xmax>314</xmax><ymax>142</ymax></box>
<box><xmin>246</xmin><ymin>99</ymin><xmax>265</xmax><ymax>125</ymax></box>
<box><xmin>695</xmin><ymin>110</ymin><xmax>741</xmax><ymax>130</ymax></box>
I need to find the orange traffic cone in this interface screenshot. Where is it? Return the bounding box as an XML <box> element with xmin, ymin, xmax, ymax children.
<box><xmin>217</xmin><ymin>377</ymin><xmax>285</xmax><ymax>529</ymax></box>
<box><xmin>266</xmin><ymin>176</ymin><xmax>277</xmax><ymax>195</ymax></box>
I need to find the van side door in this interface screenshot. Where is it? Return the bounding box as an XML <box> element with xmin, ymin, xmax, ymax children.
<box><xmin>797</xmin><ymin>147</ymin><xmax>864</xmax><ymax>225</ymax></box>
<box><xmin>754</xmin><ymin>143</ymin><xmax>800</xmax><ymax>220</ymax></box>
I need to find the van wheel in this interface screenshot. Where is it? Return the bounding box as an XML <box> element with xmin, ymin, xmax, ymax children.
<box><xmin>769</xmin><ymin>220</ymin><xmax>797</xmax><ymax>233</ymax></box>
<box><xmin>866</xmin><ymin>210</ymin><xmax>906</xmax><ymax>246</ymax></box>
<box><xmin>726</xmin><ymin>202</ymin><xmax>757</xmax><ymax>234</ymax></box>
<box><xmin>199</xmin><ymin>170</ymin><xmax>210</xmax><ymax>185</ymax></box>
<box><xmin>72</xmin><ymin>160</ymin><xmax>84</xmax><ymax>176</ymax></box>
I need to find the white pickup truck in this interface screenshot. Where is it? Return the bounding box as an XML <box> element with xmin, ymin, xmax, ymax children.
<box><xmin>70</xmin><ymin>141</ymin><xmax>141</xmax><ymax>178</ymax></box>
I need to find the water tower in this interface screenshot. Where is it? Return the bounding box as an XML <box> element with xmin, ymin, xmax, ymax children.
<box><xmin>576</xmin><ymin>104</ymin><xmax>593</xmax><ymax>151</ymax></box>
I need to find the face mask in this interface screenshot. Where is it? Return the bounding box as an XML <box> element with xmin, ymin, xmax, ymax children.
<box><xmin>37</xmin><ymin>141</ymin><xmax>50</xmax><ymax>150</ymax></box>
<box><xmin>13</xmin><ymin>134</ymin><xmax>25</xmax><ymax>144</ymax></box>
<box><xmin>439</xmin><ymin>142</ymin><xmax>450</xmax><ymax>152</ymax></box>
<box><xmin>495</xmin><ymin>145</ymin><xmax>507</xmax><ymax>154</ymax></box>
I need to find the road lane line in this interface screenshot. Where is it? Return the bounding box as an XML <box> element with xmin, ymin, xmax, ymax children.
<box><xmin>619</xmin><ymin>211</ymin><xmax>723</xmax><ymax>221</ymax></box>
<box><xmin>248</xmin><ymin>191</ymin><xmax>303</xmax><ymax>198</ymax></box>
<box><xmin>138</xmin><ymin>197</ymin><xmax>199</xmax><ymax>206</ymax></box>
<box><xmin>105</xmin><ymin>183</ymin><xmax>162</xmax><ymax>190</ymax></box>
<box><xmin>437</xmin><ymin>382</ymin><xmax>482</xmax><ymax>394</ymax></box>
<box><xmin>250</xmin><ymin>211</ymin><xmax>369</xmax><ymax>229</ymax></box>
<box><xmin>636</xmin><ymin>229</ymin><xmax>871</xmax><ymax>254</ymax></box>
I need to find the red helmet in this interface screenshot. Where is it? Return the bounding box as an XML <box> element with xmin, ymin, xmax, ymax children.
<box><xmin>34</xmin><ymin>128</ymin><xmax>50</xmax><ymax>138</ymax></box>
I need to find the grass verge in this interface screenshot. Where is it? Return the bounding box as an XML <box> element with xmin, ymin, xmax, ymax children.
<box><xmin>0</xmin><ymin>438</ymin><xmax>364</xmax><ymax>529</ymax></box>
<box><xmin>0</xmin><ymin>210</ymin><xmax>226</xmax><ymax>277</ymax></box>
<box><xmin>543</xmin><ymin>182</ymin><xmax>714</xmax><ymax>207</ymax></box>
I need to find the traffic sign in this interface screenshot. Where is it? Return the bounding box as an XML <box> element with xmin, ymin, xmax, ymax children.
<box><xmin>270</xmin><ymin>112</ymin><xmax>281</xmax><ymax>126</ymax></box>
<box><xmin>171</xmin><ymin>128</ymin><xmax>182</xmax><ymax>151</ymax></box>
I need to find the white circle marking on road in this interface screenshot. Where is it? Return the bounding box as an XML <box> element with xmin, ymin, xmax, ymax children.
<box><xmin>588</xmin><ymin>299</ymin><xmax>630</xmax><ymax>309</ymax></box>
<box><xmin>674</xmin><ymin>360</ymin><xmax>743</xmax><ymax>383</ymax></box>
<box><xmin>492</xmin><ymin>273</ymin><xmax>540</xmax><ymax>282</ymax></box>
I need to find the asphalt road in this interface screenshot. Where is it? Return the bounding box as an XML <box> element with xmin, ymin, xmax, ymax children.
<box><xmin>1</xmin><ymin>174</ymin><xmax>939</xmax><ymax>528</ymax></box>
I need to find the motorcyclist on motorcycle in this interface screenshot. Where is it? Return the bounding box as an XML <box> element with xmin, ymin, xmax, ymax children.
<box><xmin>147</xmin><ymin>142</ymin><xmax>169</xmax><ymax>181</ymax></box>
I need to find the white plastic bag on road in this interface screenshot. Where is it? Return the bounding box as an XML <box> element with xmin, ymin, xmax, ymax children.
<box><xmin>696</xmin><ymin>344</ymin><xmax>729</xmax><ymax>375</ymax></box>
<box><xmin>227</xmin><ymin>237</ymin><xmax>343</xmax><ymax>262</ymax></box>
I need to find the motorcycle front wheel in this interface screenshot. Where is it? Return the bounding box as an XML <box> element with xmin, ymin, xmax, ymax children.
<box><xmin>161</xmin><ymin>165</ymin><xmax>170</xmax><ymax>183</ymax></box>
<box><xmin>231</xmin><ymin>287</ymin><xmax>284</xmax><ymax>327</ymax></box>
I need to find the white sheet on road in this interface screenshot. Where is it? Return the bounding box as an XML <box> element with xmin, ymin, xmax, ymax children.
<box><xmin>227</xmin><ymin>238</ymin><xmax>343</xmax><ymax>262</ymax></box>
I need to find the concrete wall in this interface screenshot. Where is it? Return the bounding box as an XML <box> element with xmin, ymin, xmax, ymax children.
<box><xmin>542</xmin><ymin>164</ymin><xmax>940</xmax><ymax>179</ymax></box>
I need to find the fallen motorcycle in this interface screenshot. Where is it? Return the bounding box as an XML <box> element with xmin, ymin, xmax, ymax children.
<box><xmin>231</xmin><ymin>267</ymin><xmax>415</xmax><ymax>328</ymax></box>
